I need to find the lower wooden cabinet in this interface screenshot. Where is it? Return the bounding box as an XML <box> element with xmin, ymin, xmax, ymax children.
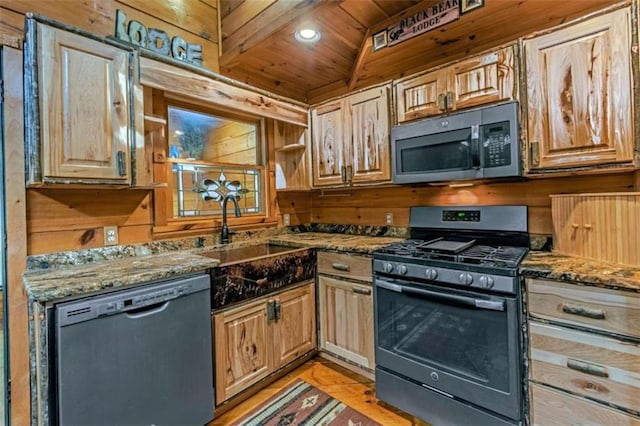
<box><xmin>531</xmin><ymin>383</ymin><xmax>640</xmax><ymax>426</ymax></box>
<box><xmin>317</xmin><ymin>251</ymin><xmax>375</xmax><ymax>372</ymax></box>
<box><xmin>318</xmin><ymin>276</ymin><xmax>375</xmax><ymax>369</ymax></box>
<box><xmin>213</xmin><ymin>281</ymin><xmax>316</xmax><ymax>405</ymax></box>
<box><xmin>526</xmin><ymin>278</ymin><xmax>640</xmax><ymax>425</ymax></box>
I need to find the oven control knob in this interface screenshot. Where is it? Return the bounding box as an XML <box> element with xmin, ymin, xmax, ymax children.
<box><xmin>459</xmin><ymin>272</ymin><xmax>473</xmax><ymax>285</ymax></box>
<box><xmin>425</xmin><ymin>269</ymin><xmax>438</xmax><ymax>280</ymax></box>
<box><xmin>383</xmin><ymin>263</ymin><xmax>394</xmax><ymax>273</ymax></box>
<box><xmin>398</xmin><ymin>265</ymin><xmax>408</xmax><ymax>275</ymax></box>
<box><xmin>479</xmin><ymin>275</ymin><xmax>494</xmax><ymax>289</ymax></box>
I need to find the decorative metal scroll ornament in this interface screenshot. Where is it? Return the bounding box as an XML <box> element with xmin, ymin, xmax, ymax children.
<box><xmin>195</xmin><ymin>172</ymin><xmax>248</xmax><ymax>205</ymax></box>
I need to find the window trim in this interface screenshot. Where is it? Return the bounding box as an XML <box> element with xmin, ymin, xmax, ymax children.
<box><xmin>149</xmin><ymin>91</ymin><xmax>276</xmax><ymax>239</ymax></box>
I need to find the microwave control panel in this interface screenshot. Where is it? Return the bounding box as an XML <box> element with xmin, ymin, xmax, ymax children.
<box><xmin>482</xmin><ymin>121</ymin><xmax>511</xmax><ymax>168</ymax></box>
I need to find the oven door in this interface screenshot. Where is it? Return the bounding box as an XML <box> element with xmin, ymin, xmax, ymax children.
<box><xmin>374</xmin><ymin>276</ymin><xmax>521</xmax><ymax>420</ymax></box>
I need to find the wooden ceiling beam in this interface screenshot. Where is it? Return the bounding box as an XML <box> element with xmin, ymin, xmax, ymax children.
<box><xmin>220</xmin><ymin>0</ymin><xmax>327</xmax><ymax>68</ymax></box>
<box><xmin>347</xmin><ymin>28</ymin><xmax>371</xmax><ymax>91</ymax></box>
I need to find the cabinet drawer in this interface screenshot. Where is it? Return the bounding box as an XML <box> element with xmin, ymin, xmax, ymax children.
<box><xmin>530</xmin><ymin>321</ymin><xmax>640</xmax><ymax>413</ymax></box>
<box><xmin>527</xmin><ymin>279</ymin><xmax>640</xmax><ymax>338</ymax></box>
<box><xmin>317</xmin><ymin>252</ymin><xmax>372</xmax><ymax>282</ymax></box>
<box><xmin>530</xmin><ymin>383</ymin><xmax>640</xmax><ymax>426</ymax></box>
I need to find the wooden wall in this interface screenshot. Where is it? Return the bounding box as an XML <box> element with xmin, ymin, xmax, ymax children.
<box><xmin>0</xmin><ymin>2</ymin><xmax>220</xmax><ymax>423</ymax></box>
<box><xmin>0</xmin><ymin>0</ymin><xmax>220</xmax><ymax>71</ymax></box>
<box><xmin>306</xmin><ymin>173</ymin><xmax>637</xmax><ymax>236</ymax></box>
<box><xmin>206</xmin><ymin>121</ymin><xmax>257</xmax><ymax>164</ymax></box>
<box><xmin>27</xmin><ymin>189</ymin><xmax>153</xmax><ymax>254</ymax></box>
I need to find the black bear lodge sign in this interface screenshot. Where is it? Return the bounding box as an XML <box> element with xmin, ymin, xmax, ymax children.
<box><xmin>373</xmin><ymin>0</ymin><xmax>479</xmax><ymax>51</ymax></box>
<box><xmin>114</xmin><ymin>9</ymin><xmax>203</xmax><ymax>67</ymax></box>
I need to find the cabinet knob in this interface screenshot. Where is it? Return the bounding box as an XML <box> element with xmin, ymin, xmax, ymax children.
<box><xmin>583</xmin><ymin>224</ymin><xmax>592</xmax><ymax>230</ymax></box>
<box><xmin>445</xmin><ymin>91</ymin><xmax>454</xmax><ymax>110</ymax></box>
<box><xmin>437</xmin><ymin>93</ymin><xmax>446</xmax><ymax>111</ymax></box>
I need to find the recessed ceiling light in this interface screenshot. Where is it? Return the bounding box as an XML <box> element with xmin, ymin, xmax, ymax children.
<box><xmin>295</xmin><ymin>28</ymin><xmax>321</xmax><ymax>43</ymax></box>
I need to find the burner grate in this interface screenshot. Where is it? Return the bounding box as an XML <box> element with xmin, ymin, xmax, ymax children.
<box><xmin>458</xmin><ymin>245</ymin><xmax>528</xmax><ymax>268</ymax></box>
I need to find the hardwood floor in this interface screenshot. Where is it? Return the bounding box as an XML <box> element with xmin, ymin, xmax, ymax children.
<box><xmin>209</xmin><ymin>357</ymin><xmax>418</xmax><ymax>425</ymax></box>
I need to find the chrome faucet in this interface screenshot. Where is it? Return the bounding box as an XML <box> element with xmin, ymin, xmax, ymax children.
<box><xmin>220</xmin><ymin>194</ymin><xmax>241</xmax><ymax>244</ymax></box>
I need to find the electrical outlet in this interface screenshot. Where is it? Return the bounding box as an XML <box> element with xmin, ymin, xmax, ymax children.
<box><xmin>104</xmin><ymin>226</ymin><xmax>118</xmax><ymax>246</ymax></box>
<box><xmin>386</xmin><ymin>212</ymin><xmax>393</xmax><ymax>225</ymax></box>
<box><xmin>283</xmin><ymin>214</ymin><xmax>291</xmax><ymax>226</ymax></box>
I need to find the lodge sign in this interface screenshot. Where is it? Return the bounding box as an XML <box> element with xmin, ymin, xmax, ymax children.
<box><xmin>114</xmin><ymin>10</ymin><xmax>203</xmax><ymax>67</ymax></box>
<box><xmin>386</xmin><ymin>0</ymin><xmax>460</xmax><ymax>47</ymax></box>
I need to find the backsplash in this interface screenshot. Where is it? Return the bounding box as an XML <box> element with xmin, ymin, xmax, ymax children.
<box><xmin>26</xmin><ymin>223</ymin><xmax>550</xmax><ymax>270</ymax></box>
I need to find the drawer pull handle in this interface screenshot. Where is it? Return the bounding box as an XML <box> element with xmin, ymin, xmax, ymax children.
<box><xmin>561</xmin><ymin>303</ymin><xmax>605</xmax><ymax>320</ymax></box>
<box><xmin>566</xmin><ymin>358</ymin><xmax>609</xmax><ymax>378</ymax></box>
<box><xmin>332</xmin><ymin>263</ymin><xmax>350</xmax><ymax>272</ymax></box>
<box><xmin>352</xmin><ymin>287</ymin><xmax>371</xmax><ymax>296</ymax></box>
<box><xmin>256</xmin><ymin>278</ymin><xmax>268</xmax><ymax>286</ymax></box>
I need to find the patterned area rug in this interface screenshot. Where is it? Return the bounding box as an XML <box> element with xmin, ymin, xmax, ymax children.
<box><xmin>234</xmin><ymin>379</ymin><xmax>381</xmax><ymax>426</ymax></box>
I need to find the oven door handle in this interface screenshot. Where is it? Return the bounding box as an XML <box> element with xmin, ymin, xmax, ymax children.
<box><xmin>377</xmin><ymin>280</ymin><xmax>504</xmax><ymax>312</ymax></box>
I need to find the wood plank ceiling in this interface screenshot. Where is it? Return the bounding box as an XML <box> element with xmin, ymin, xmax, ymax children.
<box><xmin>219</xmin><ymin>0</ymin><xmax>621</xmax><ymax>104</ymax></box>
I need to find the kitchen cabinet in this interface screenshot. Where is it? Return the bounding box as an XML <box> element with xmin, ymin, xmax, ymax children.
<box><xmin>317</xmin><ymin>252</ymin><xmax>375</xmax><ymax>373</ymax></box>
<box><xmin>395</xmin><ymin>45</ymin><xmax>515</xmax><ymax>123</ymax></box>
<box><xmin>213</xmin><ymin>281</ymin><xmax>315</xmax><ymax>404</ymax></box>
<box><xmin>524</xmin><ymin>8</ymin><xmax>634</xmax><ymax>172</ymax></box>
<box><xmin>311</xmin><ymin>84</ymin><xmax>390</xmax><ymax>187</ymax></box>
<box><xmin>24</xmin><ymin>17</ymin><xmax>142</xmax><ymax>185</ymax></box>
<box><xmin>526</xmin><ymin>278</ymin><xmax>640</xmax><ymax>424</ymax></box>
<box><xmin>271</xmin><ymin>120</ymin><xmax>311</xmax><ymax>190</ymax></box>
<box><xmin>551</xmin><ymin>193</ymin><xmax>640</xmax><ymax>267</ymax></box>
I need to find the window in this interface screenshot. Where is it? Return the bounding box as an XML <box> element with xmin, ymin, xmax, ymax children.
<box><xmin>167</xmin><ymin>105</ymin><xmax>264</xmax><ymax>218</ymax></box>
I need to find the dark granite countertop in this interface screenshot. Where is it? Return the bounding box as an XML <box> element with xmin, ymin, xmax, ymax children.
<box><xmin>23</xmin><ymin>251</ymin><xmax>220</xmax><ymax>303</ymax></box>
<box><xmin>521</xmin><ymin>251</ymin><xmax>640</xmax><ymax>293</ymax></box>
<box><xmin>267</xmin><ymin>232</ymin><xmax>404</xmax><ymax>254</ymax></box>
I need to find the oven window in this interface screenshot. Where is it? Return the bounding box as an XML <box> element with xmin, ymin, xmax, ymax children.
<box><xmin>376</xmin><ymin>284</ymin><xmax>510</xmax><ymax>390</ymax></box>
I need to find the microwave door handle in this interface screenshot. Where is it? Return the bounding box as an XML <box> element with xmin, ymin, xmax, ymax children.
<box><xmin>471</xmin><ymin>124</ymin><xmax>480</xmax><ymax>168</ymax></box>
<box><xmin>401</xmin><ymin>286</ymin><xmax>505</xmax><ymax>312</ymax></box>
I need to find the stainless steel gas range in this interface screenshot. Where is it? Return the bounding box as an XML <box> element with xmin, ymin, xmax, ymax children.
<box><xmin>373</xmin><ymin>205</ymin><xmax>529</xmax><ymax>426</ymax></box>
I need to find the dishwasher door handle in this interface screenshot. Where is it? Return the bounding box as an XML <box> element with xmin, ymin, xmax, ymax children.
<box><xmin>125</xmin><ymin>301</ymin><xmax>170</xmax><ymax>318</ymax></box>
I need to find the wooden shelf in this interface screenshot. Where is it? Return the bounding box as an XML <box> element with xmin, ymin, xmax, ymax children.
<box><xmin>275</xmin><ymin>143</ymin><xmax>306</xmax><ymax>153</ymax></box>
<box><xmin>144</xmin><ymin>114</ymin><xmax>167</xmax><ymax>132</ymax></box>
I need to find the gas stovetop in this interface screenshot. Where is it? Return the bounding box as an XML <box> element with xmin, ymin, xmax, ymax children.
<box><xmin>373</xmin><ymin>205</ymin><xmax>530</xmax><ymax>294</ymax></box>
<box><xmin>375</xmin><ymin>238</ymin><xmax>529</xmax><ymax>269</ymax></box>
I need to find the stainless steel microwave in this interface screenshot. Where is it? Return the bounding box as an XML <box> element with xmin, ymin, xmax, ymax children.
<box><xmin>391</xmin><ymin>101</ymin><xmax>520</xmax><ymax>184</ymax></box>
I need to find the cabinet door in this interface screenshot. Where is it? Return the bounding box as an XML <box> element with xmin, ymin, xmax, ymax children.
<box><xmin>347</xmin><ymin>85</ymin><xmax>391</xmax><ymax>184</ymax></box>
<box><xmin>525</xmin><ymin>8</ymin><xmax>633</xmax><ymax>170</ymax></box>
<box><xmin>447</xmin><ymin>46</ymin><xmax>515</xmax><ymax>111</ymax></box>
<box><xmin>395</xmin><ymin>69</ymin><xmax>447</xmax><ymax>123</ymax></box>
<box><xmin>37</xmin><ymin>23</ymin><xmax>131</xmax><ymax>183</ymax></box>
<box><xmin>311</xmin><ymin>101</ymin><xmax>346</xmax><ymax>187</ymax></box>
<box><xmin>271</xmin><ymin>282</ymin><xmax>316</xmax><ymax>368</ymax></box>
<box><xmin>213</xmin><ymin>299</ymin><xmax>271</xmax><ymax>404</ymax></box>
<box><xmin>318</xmin><ymin>276</ymin><xmax>375</xmax><ymax>369</ymax></box>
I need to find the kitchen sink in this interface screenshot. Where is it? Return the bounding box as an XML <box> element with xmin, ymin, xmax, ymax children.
<box><xmin>201</xmin><ymin>243</ymin><xmax>316</xmax><ymax>309</ymax></box>
<box><xmin>198</xmin><ymin>243</ymin><xmax>303</xmax><ymax>266</ymax></box>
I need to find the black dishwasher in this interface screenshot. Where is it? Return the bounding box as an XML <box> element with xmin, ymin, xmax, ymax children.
<box><xmin>54</xmin><ymin>274</ymin><xmax>213</xmax><ymax>426</ymax></box>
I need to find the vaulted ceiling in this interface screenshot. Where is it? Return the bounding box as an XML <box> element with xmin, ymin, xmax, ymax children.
<box><xmin>218</xmin><ymin>0</ymin><xmax>620</xmax><ymax>104</ymax></box>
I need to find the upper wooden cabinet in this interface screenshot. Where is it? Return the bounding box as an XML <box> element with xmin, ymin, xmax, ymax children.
<box><xmin>311</xmin><ymin>84</ymin><xmax>391</xmax><ymax>187</ymax></box>
<box><xmin>395</xmin><ymin>46</ymin><xmax>516</xmax><ymax>123</ymax></box>
<box><xmin>524</xmin><ymin>8</ymin><xmax>634</xmax><ymax>172</ymax></box>
<box><xmin>25</xmin><ymin>18</ymin><xmax>142</xmax><ymax>185</ymax></box>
